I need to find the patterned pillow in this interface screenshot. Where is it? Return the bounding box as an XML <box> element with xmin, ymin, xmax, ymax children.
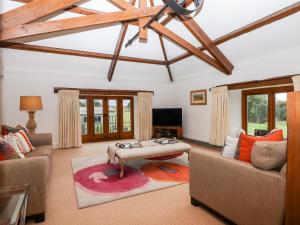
<box><xmin>251</xmin><ymin>141</ymin><xmax>287</xmax><ymax>170</ymax></box>
<box><xmin>1</xmin><ymin>125</ymin><xmax>28</xmax><ymax>136</ymax></box>
<box><xmin>0</xmin><ymin>138</ymin><xmax>20</xmax><ymax>160</ymax></box>
<box><xmin>13</xmin><ymin>130</ymin><xmax>35</xmax><ymax>153</ymax></box>
<box><xmin>3</xmin><ymin>134</ymin><xmax>25</xmax><ymax>158</ymax></box>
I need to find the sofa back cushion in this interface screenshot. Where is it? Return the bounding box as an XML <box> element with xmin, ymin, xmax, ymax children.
<box><xmin>251</xmin><ymin>141</ymin><xmax>287</xmax><ymax>170</ymax></box>
<box><xmin>239</xmin><ymin>130</ymin><xmax>284</xmax><ymax>163</ymax></box>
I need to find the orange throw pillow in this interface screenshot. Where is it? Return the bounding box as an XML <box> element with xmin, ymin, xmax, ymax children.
<box><xmin>239</xmin><ymin>130</ymin><xmax>284</xmax><ymax>163</ymax></box>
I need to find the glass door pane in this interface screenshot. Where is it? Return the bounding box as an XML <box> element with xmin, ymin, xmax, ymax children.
<box><xmin>108</xmin><ymin>99</ymin><xmax>118</xmax><ymax>134</ymax></box>
<box><xmin>123</xmin><ymin>99</ymin><xmax>131</xmax><ymax>132</ymax></box>
<box><xmin>275</xmin><ymin>93</ymin><xmax>288</xmax><ymax>138</ymax></box>
<box><xmin>247</xmin><ymin>94</ymin><xmax>268</xmax><ymax>135</ymax></box>
<box><xmin>79</xmin><ymin>99</ymin><xmax>88</xmax><ymax>135</ymax></box>
<box><xmin>94</xmin><ymin>99</ymin><xmax>104</xmax><ymax>135</ymax></box>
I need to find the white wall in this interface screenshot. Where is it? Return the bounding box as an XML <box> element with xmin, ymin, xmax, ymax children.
<box><xmin>0</xmin><ymin>49</ymin><xmax>176</xmax><ymax>147</ymax></box>
<box><xmin>171</xmin><ymin>44</ymin><xmax>300</xmax><ymax>142</ymax></box>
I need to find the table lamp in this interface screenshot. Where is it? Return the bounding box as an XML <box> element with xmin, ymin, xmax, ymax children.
<box><xmin>20</xmin><ymin>96</ymin><xmax>43</xmax><ymax>133</ymax></box>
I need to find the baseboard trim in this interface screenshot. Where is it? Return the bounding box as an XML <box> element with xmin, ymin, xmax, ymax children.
<box><xmin>182</xmin><ymin>137</ymin><xmax>222</xmax><ymax>150</ymax></box>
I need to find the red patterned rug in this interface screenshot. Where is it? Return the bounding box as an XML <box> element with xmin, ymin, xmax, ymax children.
<box><xmin>71</xmin><ymin>154</ymin><xmax>189</xmax><ymax>208</ymax></box>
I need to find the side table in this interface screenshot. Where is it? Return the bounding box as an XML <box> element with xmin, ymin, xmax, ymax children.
<box><xmin>0</xmin><ymin>185</ymin><xmax>29</xmax><ymax>225</ymax></box>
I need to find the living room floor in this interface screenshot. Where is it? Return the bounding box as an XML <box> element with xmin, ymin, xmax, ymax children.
<box><xmin>27</xmin><ymin>141</ymin><xmax>229</xmax><ymax>225</ymax></box>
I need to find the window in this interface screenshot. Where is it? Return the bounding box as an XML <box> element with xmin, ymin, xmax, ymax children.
<box><xmin>242</xmin><ymin>86</ymin><xmax>292</xmax><ymax>137</ymax></box>
<box><xmin>79</xmin><ymin>99</ymin><xmax>88</xmax><ymax>135</ymax></box>
<box><xmin>79</xmin><ymin>96</ymin><xmax>134</xmax><ymax>142</ymax></box>
<box><xmin>123</xmin><ymin>99</ymin><xmax>131</xmax><ymax>132</ymax></box>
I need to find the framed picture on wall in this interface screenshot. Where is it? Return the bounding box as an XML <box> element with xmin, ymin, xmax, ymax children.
<box><xmin>190</xmin><ymin>89</ymin><xmax>207</xmax><ymax>105</ymax></box>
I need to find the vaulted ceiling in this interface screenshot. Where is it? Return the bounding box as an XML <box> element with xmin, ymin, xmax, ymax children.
<box><xmin>1</xmin><ymin>0</ymin><xmax>300</xmax><ymax>81</ymax></box>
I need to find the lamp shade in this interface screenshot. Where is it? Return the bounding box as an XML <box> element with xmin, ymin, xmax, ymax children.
<box><xmin>20</xmin><ymin>96</ymin><xmax>43</xmax><ymax>111</ymax></box>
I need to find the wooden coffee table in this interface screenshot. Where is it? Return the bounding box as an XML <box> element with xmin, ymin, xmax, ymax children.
<box><xmin>107</xmin><ymin>141</ymin><xmax>191</xmax><ymax>178</ymax></box>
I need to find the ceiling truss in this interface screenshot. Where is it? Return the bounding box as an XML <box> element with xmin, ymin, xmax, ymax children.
<box><xmin>0</xmin><ymin>0</ymin><xmax>299</xmax><ymax>81</ymax></box>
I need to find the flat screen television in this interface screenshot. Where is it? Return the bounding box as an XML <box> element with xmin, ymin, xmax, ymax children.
<box><xmin>153</xmin><ymin>108</ymin><xmax>182</xmax><ymax>126</ymax></box>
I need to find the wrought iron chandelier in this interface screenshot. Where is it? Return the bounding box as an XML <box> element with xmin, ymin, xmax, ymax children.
<box><xmin>125</xmin><ymin>0</ymin><xmax>204</xmax><ymax>47</ymax></box>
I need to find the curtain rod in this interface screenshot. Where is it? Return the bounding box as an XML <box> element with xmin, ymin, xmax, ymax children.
<box><xmin>209</xmin><ymin>74</ymin><xmax>297</xmax><ymax>91</ymax></box>
<box><xmin>53</xmin><ymin>87</ymin><xmax>154</xmax><ymax>95</ymax></box>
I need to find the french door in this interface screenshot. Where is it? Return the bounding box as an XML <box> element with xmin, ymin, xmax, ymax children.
<box><xmin>79</xmin><ymin>96</ymin><xmax>134</xmax><ymax>142</ymax></box>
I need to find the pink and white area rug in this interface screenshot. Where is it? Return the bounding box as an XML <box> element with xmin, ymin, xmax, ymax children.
<box><xmin>71</xmin><ymin>153</ymin><xmax>189</xmax><ymax>208</ymax></box>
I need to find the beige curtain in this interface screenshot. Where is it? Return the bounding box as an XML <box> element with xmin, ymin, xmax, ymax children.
<box><xmin>136</xmin><ymin>92</ymin><xmax>153</xmax><ymax>140</ymax></box>
<box><xmin>59</xmin><ymin>90</ymin><xmax>82</xmax><ymax>149</ymax></box>
<box><xmin>209</xmin><ymin>86</ymin><xmax>229</xmax><ymax>146</ymax></box>
<box><xmin>292</xmin><ymin>75</ymin><xmax>300</xmax><ymax>91</ymax></box>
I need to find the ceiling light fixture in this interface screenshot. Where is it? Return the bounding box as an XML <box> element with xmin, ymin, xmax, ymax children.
<box><xmin>125</xmin><ymin>0</ymin><xmax>204</xmax><ymax>48</ymax></box>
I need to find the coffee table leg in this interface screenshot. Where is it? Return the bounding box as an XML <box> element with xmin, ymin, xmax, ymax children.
<box><xmin>119</xmin><ymin>160</ymin><xmax>125</xmax><ymax>179</ymax></box>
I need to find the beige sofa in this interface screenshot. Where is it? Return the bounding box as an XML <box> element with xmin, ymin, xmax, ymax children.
<box><xmin>0</xmin><ymin>133</ymin><xmax>52</xmax><ymax>223</ymax></box>
<box><xmin>190</xmin><ymin>149</ymin><xmax>286</xmax><ymax>225</ymax></box>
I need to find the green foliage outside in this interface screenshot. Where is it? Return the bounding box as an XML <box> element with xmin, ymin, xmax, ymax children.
<box><xmin>247</xmin><ymin>95</ymin><xmax>287</xmax><ymax>137</ymax></box>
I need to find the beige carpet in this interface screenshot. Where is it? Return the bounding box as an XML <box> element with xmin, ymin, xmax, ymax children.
<box><xmin>27</xmin><ymin>141</ymin><xmax>229</xmax><ymax>225</ymax></box>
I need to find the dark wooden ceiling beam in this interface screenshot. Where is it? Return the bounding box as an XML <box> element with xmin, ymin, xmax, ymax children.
<box><xmin>107</xmin><ymin>24</ymin><xmax>129</xmax><ymax>81</ymax></box>
<box><xmin>107</xmin><ymin>0</ymin><xmax>137</xmax><ymax>82</ymax></box>
<box><xmin>158</xmin><ymin>35</ymin><xmax>173</xmax><ymax>81</ymax></box>
<box><xmin>169</xmin><ymin>2</ymin><xmax>300</xmax><ymax>64</ymax></box>
<box><xmin>0</xmin><ymin>0</ymin><xmax>85</xmax><ymax>29</ymax></box>
<box><xmin>0</xmin><ymin>42</ymin><xmax>165</xmax><ymax>65</ymax></box>
<box><xmin>150</xmin><ymin>22</ymin><xmax>229</xmax><ymax>75</ymax></box>
<box><xmin>0</xmin><ymin>6</ymin><xmax>166</xmax><ymax>41</ymax></box>
<box><xmin>178</xmin><ymin>16</ymin><xmax>234</xmax><ymax>74</ymax></box>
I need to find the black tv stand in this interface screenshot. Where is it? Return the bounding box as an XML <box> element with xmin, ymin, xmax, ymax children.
<box><xmin>153</xmin><ymin>126</ymin><xmax>183</xmax><ymax>139</ymax></box>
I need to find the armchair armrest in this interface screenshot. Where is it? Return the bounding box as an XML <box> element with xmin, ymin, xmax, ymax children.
<box><xmin>27</xmin><ymin>133</ymin><xmax>52</xmax><ymax>147</ymax></box>
<box><xmin>0</xmin><ymin>157</ymin><xmax>50</xmax><ymax>216</ymax></box>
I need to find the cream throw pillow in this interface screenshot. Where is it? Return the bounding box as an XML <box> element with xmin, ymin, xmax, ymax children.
<box><xmin>251</xmin><ymin>141</ymin><xmax>287</xmax><ymax>170</ymax></box>
<box><xmin>221</xmin><ymin>136</ymin><xmax>239</xmax><ymax>158</ymax></box>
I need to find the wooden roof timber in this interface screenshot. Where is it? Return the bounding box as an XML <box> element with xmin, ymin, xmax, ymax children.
<box><xmin>0</xmin><ymin>0</ymin><xmax>297</xmax><ymax>80</ymax></box>
<box><xmin>108</xmin><ymin>0</ymin><xmax>230</xmax><ymax>76</ymax></box>
<box><xmin>107</xmin><ymin>0</ymin><xmax>137</xmax><ymax>82</ymax></box>
<box><xmin>178</xmin><ymin>15</ymin><xmax>234</xmax><ymax>74</ymax></box>
<box><xmin>158</xmin><ymin>34</ymin><xmax>174</xmax><ymax>82</ymax></box>
<box><xmin>151</xmin><ymin>22</ymin><xmax>229</xmax><ymax>75</ymax></box>
<box><xmin>169</xmin><ymin>2</ymin><xmax>300</xmax><ymax>64</ymax></box>
<box><xmin>151</xmin><ymin>0</ymin><xmax>173</xmax><ymax>82</ymax></box>
<box><xmin>0</xmin><ymin>6</ymin><xmax>166</xmax><ymax>41</ymax></box>
<box><xmin>138</xmin><ymin>0</ymin><xmax>148</xmax><ymax>41</ymax></box>
<box><xmin>106</xmin><ymin>0</ymin><xmax>176</xmax><ymax>82</ymax></box>
<box><xmin>12</xmin><ymin>0</ymin><xmax>139</xmax><ymax>26</ymax></box>
<box><xmin>0</xmin><ymin>42</ymin><xmax>165</xmax><ymax>65</ymax></box>
<box><xmin>0</xmin><ymin>0</ymin><xmax>85</xmax><ymax>29</ymax></box>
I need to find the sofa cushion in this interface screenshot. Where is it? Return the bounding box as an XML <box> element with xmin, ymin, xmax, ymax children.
<box><xmin>13</xmin><ymin>130</ymin><xmax>35</xmax><ymax>153</ymax></box>
<box><xmin>251</xmin><ymin>141</ymin><xmax>287</xmax><ymax>170</ymax></box>
<box><xmin>239</xmin><ymin>130</ymin><xmax>284</xmax><ymax>163</ymax></box>
<box><xmin>3</xmin><ymin>134</ymin><xmax>25</xmax><ymax>158</ymax></box>
<box><xmin>0</xmin><ymin>138</ymin><xmax>20</xmax><ymax>160</ymax></box>
<box><xmin>1</xmin><ymin>125</ymin><xmax>28</xmax><ymax>136</ymax></box>
<box><xmin>221</xmin><ymin>136</ymin><xmax>239</xmax><ymax>158</ymax></box>
<box><xmin>25</xmin><ymin>145</ymin><xmax>52</xmax><ymax>159</ymax></box>
<box><xmin>280</xmin><ymin>163</ymin><xmax>287</xmax><ymax>179</ymax></box>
